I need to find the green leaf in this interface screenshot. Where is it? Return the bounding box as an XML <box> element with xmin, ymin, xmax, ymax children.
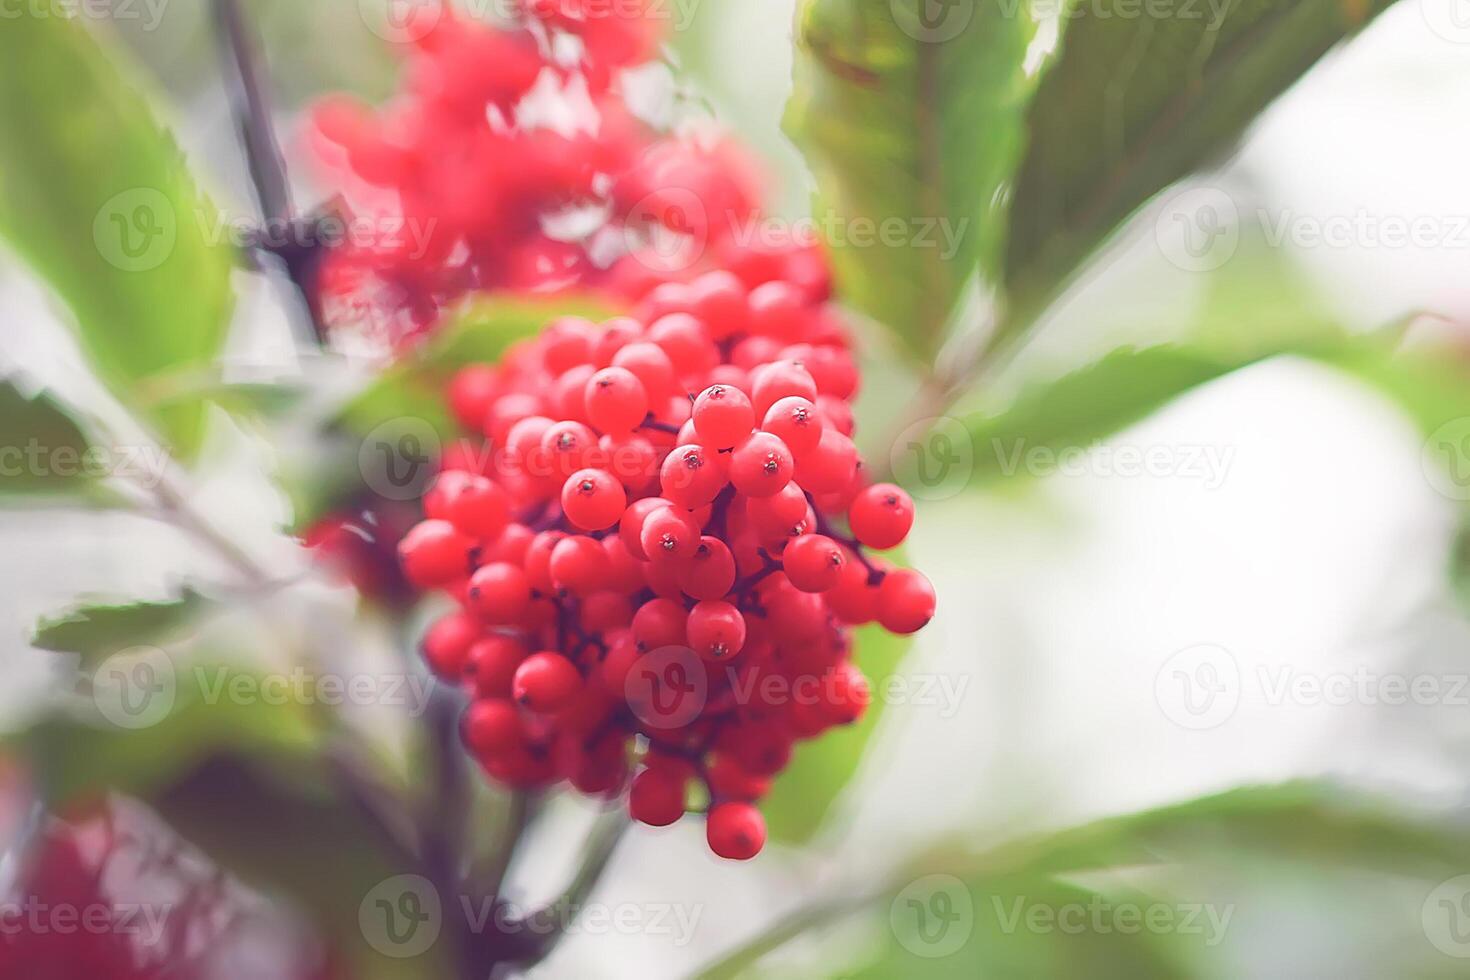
<box><xmin>32</xmin><ymin>590</ymin><xmax>214</xmax><ymax>666</ymax></box>
<box><xmin>1004</xmin><ymin>0</ymin><xmax>1399</xmax><ymax>317</ymax></box>
<box><xmin>339</xmin><ymin>295</ymin><xmax>615</xmax><ymax>441</ymax></box>
<box><xmin>20</xmin><ymin>660</ymin><xmax>320</xmax><ymax>805</ymax></box>
<box><xmin>0</xmin><ymin>10</ymin><xmax>235</xmax><ymax>458</ymax></box>
<box><xmin>0</xmin><ymin>380</ymin><xmax>106</xmax><ymax>500</ymax></box>
<box><xmin>763</xmin><ymin>623</ymin><xmax>911</xmax><ymax>844</ymax></box>
<box><xmin>784</xmin><ymin>0</ymin><xmax>1058</xmax><ymax>359</ymax></box>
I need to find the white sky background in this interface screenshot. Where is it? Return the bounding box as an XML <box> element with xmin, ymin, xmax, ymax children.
<box><xmin>1</xmin><ymin>2</ymin><xmax>1470</xmax><ymax>976</ymax></box>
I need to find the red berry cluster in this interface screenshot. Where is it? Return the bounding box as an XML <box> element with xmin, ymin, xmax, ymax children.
<box><xmin>305</xmin><ymin>2</ymin><xmax>803</xmax><ymax>348</ymax></box>
<box><xmin>399</xmin><ymin>276</ymin><xmax>935</xmax><ymax>860</ymax></box>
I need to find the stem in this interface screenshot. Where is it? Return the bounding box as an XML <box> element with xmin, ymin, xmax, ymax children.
<box><xmin>694</xmin><ymin>890</ymin><xmax>875</xmax><ymax>979</ymax></box>
<box><xmin>146</xmin><ymin>462</ymin><xmax>273</xmax><ymax>588</ymax></box>
<box><xmin>512</xmin><ymin>810</ymin><xmax>630</xmax><ymax>967</ymax></box>
<box><xmin>213</xmin><ymin>0</ymin><xmax>293</xmax><ymax>225</ymax></box>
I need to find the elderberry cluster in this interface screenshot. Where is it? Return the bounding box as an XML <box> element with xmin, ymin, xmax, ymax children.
<box><xmin>399</xmin><ymin>275</ymin><xmax>935</xmax><ymax>860</ymax></box>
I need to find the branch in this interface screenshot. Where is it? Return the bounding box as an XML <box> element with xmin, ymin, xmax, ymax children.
<box><xmin>513</xmin><ymin>809</ymin><xmax>631</xmax><ymax>966</ymax></box>
<box><xmin>212</xmin><ymin>0</ymin><xmax>293</xmax><ymax>225</ymax></box>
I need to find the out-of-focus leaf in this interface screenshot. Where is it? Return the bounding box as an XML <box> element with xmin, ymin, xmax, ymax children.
<box><xmin>19</xmin><ymin>661</ymin><xmax>320</xmax><ymax>806</ymax></box>
<box><xmin>339</xmin><ymin>295</ymin><xmax>614</xmax><ymax>441</ymax></box>
<box><xmin>0</xmin><ymin>380</ymin><xmax>110</xmax><ymax>501</ymax></box>
<box><xmin>763</xmin><ymin>624</ymin><xmax>911</xmax><ymax>844</ymax></box>
<box><xmin>1004</xmin><ymin>0</ymin><xmax>1399</xmax><ymax>318</ymax></box>
<box><xmin>31</xmin><ymin>590</ymin><xmax>215</xmax><ymax>667</ymax></box>
<box><xmin>784</xmin><ymin>0</ymin><xmax>1060</xmax><ymax>360</ymax></box>
<box><xmin>0</xmin><ymin>10</ymin><xmax>235</xmax><ymax>458</ymax></box>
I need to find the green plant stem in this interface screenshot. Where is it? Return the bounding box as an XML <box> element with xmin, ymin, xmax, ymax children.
<box><xmin>516</xmin><ymin>810</ymin><xmax>630</xmax><ymax>965</ymax></box>
<box><xmin>694</xmin><ymin>889</ymin><xmax>877</xmax><ymax>979</ymax></box>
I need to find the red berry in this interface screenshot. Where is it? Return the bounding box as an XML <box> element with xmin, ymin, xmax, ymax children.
<box><xmin>686</xmin><ymin>600</ymin><xmax>746</xmax><ymax>661</ymax></box>
<box><xmin>620</xmin><ymin>497</ymin><xmax>672</xmax><ymax>559</ymax></box>
<box><xmin>444</xmin><ymin>475</ymin><xmax>512</xmax><ymax>539</ymax></box>
<box><xmin>648</xmin><ymin>313</ymin><xmax>719</xmax><ymax>377</ymax></box>
<box><xmin>762</xmin><ymin>396</ymin><xmax>823</xmax><ymax>457</ymax></box>
<box><xmin>659</xmin><ymin>444</ymin><xmax>728</xmax><ymax>508</ymax></box>
<box><xmin>629</xmin><ymin>766</ymin><xmax>686</xmax><ymax>827</ymax></box>
<box><xmin>706</xmin><ymin>802</ymin><xmax>766</xmax><ymax>860</ymax></box>
<box><xmin>823</xmin><ymin>662</ymin><xmax>870</xmax><ymax>726</ymax></box>
<box><xmin>422</xmin><ymin>611</ymin><xmax>480</xmax><ymax>680</ymax></box>
<box><xmin>463</xmin><ymin>699</ymin><xmax>523</xmax><ymax>756</ymax></box>
<box><xmin>469</xmin><ymin>635</ymin><xmax>526</xmax><ymax>698</ymax></box>
<box><xmin>561</xmin><ymin>468</ymin><xmax>627</xmax><ymax>531</ymax></box>
<box><xmin>751</xmin><ymin>359</ymin><xmax>817</xmax><ymax>417</ymax></box>
<box><xmin>611</xmin><ymin>341</ymin><xmax>678</xmax><ymax>400</ymax></box>
<box><xmin>584</xmin><ymin>366</ymin><xmax>649</xmax><ymax>434</ymax></box>
<box><xmin>729</xmin><ymin>432</ymin><xmax>794</xmax><ymax>498</ymax></box>
<box><xmin>549</xmin><ymin>534</ymin><xmax>612</xmax><ymax>596</ymax></box>
<box><xmin>747</xmin><ymin>280</ymin><xmax>805</xmax><ymax>343</ymax></box>
<box><xmin>795</xmin><ymin>428</ymin><xmax>857</xmax><ymax>494</ymax></box>
<box><xmin>640</xmin><ymin>505</ymin><xmax>701</xmax><ymax>560</ymax></box>
<box><xmin>467</xmin><ymin>562</ymin><xmax>532</xmax><ymax>625</ymax></box>
<box><xmin>848</xmin><ymin>483</ymin><xmax>914</xmax><ymax>550</ymax></box>
<box><xmin>448</xmin><ymin>364</ymin><xmax>499</xmax><ymax>430</ymax></box>
<box><xmin>691</xmin><ymin>385</ymin><xmax>755</xmax><ymax>449</ymax></box>
<box><xmin>541</xmin><ymin>420</ymin><xmax>601</xmax><ymax>478</ymax></box>
<box><xmin>512</xmin><ymin>652</ymin><xmax>583</xmax><ymax>712</ymax></box>
<box><xmin>399</xmin><ymin>520</ymin><xmax>476</xmax><ymax>587</ymax></box>
<box><xmin>782</xmin><ymin>534</ymin><xmax>845</xmax><ymax>593</ymax></box>
<box><xmin>877</xmin><ymin>568</ymin><xmax>936</xmax><ymax>635</ymax></box>
<box><xmin>679</xmin><ymin>536</ymin><xmax>737</xmax><ymax>601</ymax></box>
<box><xmin>632</xmin><ymin>596</ymin><xmax>688</xmax><ymax>650</ymax></box>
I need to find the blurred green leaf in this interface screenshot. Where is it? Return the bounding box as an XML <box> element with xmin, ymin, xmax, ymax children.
<box><xmin>784</xmin><ymin>0</ymin><xmax>1059</xmax><ymax>360</ymax></box>
<box><xmin>0</xmin><ymin>10</ymin><xmax>235</xmax><ymax>458</ymax></box>
<box><xmin>20</xmin><ymin>661</ymin><xmax>320</xmax><ymax>806</ymax></box>
<box><xmin>31</xmin><ymin>590</ymin><xmax>215</xmax><ymax>667</ymax></box>
<box><xmin>1004</xmin><ymin>0</ymin><xmax>1398</xmax><ymax>319</ymax></box>
<box><xmin>0</xmin><ymin>380</ymin><xmax>110</xmax><ymax>501</ymax></box>
<box><xmin>763</xmin><ymin>623</ymin><xmax>911</xmax><ymax>844</ymax></box>
<box><xmin>339</xmin><ymin>295</ymin><xmax>614</xmax><ymax>441</ymax></box>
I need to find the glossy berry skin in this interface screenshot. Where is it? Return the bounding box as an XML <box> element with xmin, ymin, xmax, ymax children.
<box><xmin>584</xmin><ymin>366</ymin><xmax>649</xmax><ymax>434</ymax></box>
<box><xmin>687</xmin><ymin>600</ymin><xmax>746</xmax><ymax>661</ymax></box>
<box><xmin>762</xmin><ymin>396</ymin><xmax>823</xmax><ymax>456</ymax></box>
<box><xmin>399</xmin><ymin>520</ymin><xmax>476</xmax><ymax>588</ymax></box>
<box><xmin>782</xmin><ymin>534</ymin><xmax>845</xmax><ymax>593</ymax></box>
<box><xmin>877</xmin><ymin>568</ymin><xmax>937</xmax><ymax>635</ymax></box>
<box><xmin>467</xmin><ymin>563</ymin><xmax>532</xmax><ymax>625</ymax></box>
<box><xmin>463</xmin><ymin>699</ymin><xmax>523</xmax><ymax>755</ymax></box>
<box><xmin>629</xmin><ymin>766</ymin><xmax>686</xmax><ymax>827</ymax></box>
<box><xmin>561</xmin><ymin>468</ymin><xmax>627</xmax><ymax>531</ymax></box>
<box><xmin>421</xmin><ymin>611</ymin><xmax>480</xmax><ymax>679</ymax></box>
<box><xmin>848</xmin><ymin>483</ymin><xmax>915</xmax><ymax>550</ymax></box>
<box><xmin>706</xmin><ymin>803</ymin><xmax>766</xmax><ymax>860</ymax></box>
<box><xmin>443</xmin><ymin>475</ymin><xmax>512</xmax><ymax>539</ymax></box>
<box><xmin>512</xmin><ymin>652</ymin><xmax>583</xmax><ymax>713</ymax></box>
<box><xmin>660</xmin><ymin>444</ymin><xmax>728</xmax><ymax>508</ymax></box>
<box><xmin>692</xmin><ymin>384</ymin><xmax>755</xmax><ymax>449</ymax></box>
<box><xmin>729</xmin><ymin>433</ymin><xmax>794</xmax><ymax>499</ymax></box>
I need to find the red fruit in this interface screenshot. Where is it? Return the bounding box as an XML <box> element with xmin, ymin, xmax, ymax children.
<box><xmin>691</xmin><ymin>384</ymin><xmax>755</xmax><ymax>449</ymax></box>
<box><xmin>640</xmin><ymin>505</ymin><xmax>702</xmax><ymax>559</ymax></box>
<box><xmin>877</xmin><ymin>568</ymin><xmax>936</xmax><ymax>635</ymax></box>
<box><xmin>782</xmin><ymin>534</ymin><xmax>845</xmax><ymax>593</ymax></box>
<box><xmin>549</xmin><ymin>534</ymin><xmax>612</xmax><ymax>596</ymax></box>
<box><xmin>795</xmin><ymin>428</ymin><xmax>857</xmax><ymax>494</ymax></box>
<box><xmin>469</xmin><ymin>634</ymin><xmax>527</xmax><ymax>698</ymax></box>
<box><xmin>422</xmin><ymin>611</ymin><xmax>480</xmax><ymax>680</ymax></box>
<box><xmin>584</xmin><ymin>366</ymin><xmax>649</xmax><ymax>434</ymax></box>
<box><xmin>648</xmin><ymin>313</ymin><xmax>719</xmax><ymax>376</ymax></box>
<box><xmin>467</xmin><ymin>562</ymin><xmax>532</xmax><ymax>624</ymax></box>
<box><xmin>823</xmin><ymin>662</ymin><xmax>870</xmax><ymax>726</ymax></box>
<box><xmin>629</xmin><ymin>766</ymin><xmax>686</xmax><ymax>827</ymax></box>
<box><xmin>620</xmin><ymin>496</ymin><xmax>672</xmax><ymax>559</ymax></box>
<box><xmin>660</xmin><ymin>444</ymin><xmax>728</xmax><ymax>508</ymax></box>
<box><xmin>706</xmin><ymin>802</ymin><xmax>766</xmax><ymax>860</ymax></box>
<box><xmin>762</xmin><ymin>396</ymin><xmax>823</xmax><ymax>457</ymax></box>
<box><xmin>541</xmin><ymin>420</ymin><xmax>601</xmax><ymax>478</ymax></box>
<box><xmin>399</xmin><ymin>520</ymin><xmax>477</xmax><ymax>587</ymax></box>
<box><xmin>686</xmin><ymin>270</ymin><xmax>748</xmax><ymax>339</ymax></box>
<box><xmin>686</xmin><ymin>600</ymin><xmax>746</xmax><ymax>661</ymax></box>
<box><xmin>561</xmin><ymin>468</ymin><xmax>627</xmax><ymax>531</ymax></box>
<box><xmin>445</xmin><ymin>475</ymin><xmax>513</xmax><ymax>539</ymax></box>
<box><xmin>729</xmin><ymin>432</ymin><xmax>794</xmax><ymax>498</ymax></box>
<box><xmin>463</xmin><ymin>699</ymin><xmax>523</xmax><ymax>755</ymax></box>
<box><xmin>449</xmin><ymin>365</ymin><xmax>499</xmax><ymax>431</ymax></box>
<box><xmin>612</xmin><ymin>341</ymin><xmax>678</xmax><ymax>400</ymax></box>
<box><xmin>747</xmin><ymin>280</ymin><xmax>806</xmax><ymax>342</ymax></box>
<box><xmin>751</xmin><ymin>359</ymin><xmax>818</xmax><ymax>417</ymax></box>
<box><xmin>632</xmin><ymin>596</ymin><xmax>689</xmax><ymax>650</ymax></box>
<box><xmin>512</xmin><ymin>652</ymin><xmax>583</xmax><ymax>712</ymax></box>
<box><xmin>705</xmin><ymin>754</ymin><xmax>771</xmax><ymax>802</ymax></box>
<box><xmin>848</xmin><ymin>483</ymin><xmax>914</xmax><ymax>550</ymax></box>
<box><xmin>679</xmin><ymin>536</ymin><xmax>737</xmax><ymax>601</ymax></box>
